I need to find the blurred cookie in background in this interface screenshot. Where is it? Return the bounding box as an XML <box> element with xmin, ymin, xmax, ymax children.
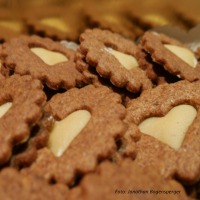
<box><xmin>26</xmin><ymin>4</ymin><xmax>86</xmax><ymax>42</ymax></box>
<box><xmin>0</xmin><ymin>8</ymin><xmax>27</xmax><ymax>43</ymax></box>
<box><xmin>84</xmin><ymin>0</ymin><xmax>143</xmax><ymax>40</ymax></box>
<box><xmin>127</xmin><ymin>4</ymin><xmax>187</xmax><ymax>31</ymax></box>
<box><xmin>175</xmin><ymin>1</ymin><xmax>200</xmax><ymax>29</ymax></box>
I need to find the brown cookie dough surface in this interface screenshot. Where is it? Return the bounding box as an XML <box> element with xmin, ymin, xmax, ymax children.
<box><xmin>140</xmin><ymin>31</ymin><xmax>200</xmax><ymax>81</ymax></box>
<box><xmin>24</xmin><ymin>84</ymin><xmax>127</xmax><ymax>185</ymax></box>
<box><xmin>10</xmin><ymin>111</ymin><xmax>54</xmax><ymax>169</ymax></box>
<box><xmin>0</xmin><ymin>167</ymin><xmax>68</xmax><ymax>200</ymax></box>
<box><xmin>69</xmin><ymin>159</ymin><xmax>188</xmax><ymax>200</ymax></box>
<box><xmin>0</xmin><ymin>75</ymin><xmax>46</xmax><ymax>166</ymax></box>
<box><xmin>76</xmin><ymin>28</ymin><xmax>152</xmax><ymax>93</ymax></box>
<box><xmin>136</xmin><ymin>44</ymin><xmax>181</xmax><ymax>85</ymax></box>
<box><xmin>1</xmin><ymin>35</ymin><xmax>84</xmax><ymax>90</ymax></box>
<box><xmin>125</xmin><ymin>80</ymin><xmax>200</xmax><ymax>183</ymax></box>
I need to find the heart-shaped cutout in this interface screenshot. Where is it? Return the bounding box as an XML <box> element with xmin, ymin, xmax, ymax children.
<box><xmin>0</xmin><ymin>102</ymin><xmax>12</xmax><ymax>118</ymax></box>
<box><xmin>164</xmin><ymin>44</ymin><xmax>197</xmax><ymax>68</ymax></box>
<box><xmin>48</xmin><ymin>110</ymin><xmax>91</xmax><ymax>157</ymax></box>
<box><xmin>105</xmin><ymin>47</ymin><xmax>139</xmax><ymax>70</ymax></box>
<box><xmin>31</xmin><ymin>47</ymin><xmax>68</xmax><ymax>65</ymax></box>
<box><xmin>138</xmin><ymin>105</ymin><xmax>197</xmax><ymax>150</ymax></box>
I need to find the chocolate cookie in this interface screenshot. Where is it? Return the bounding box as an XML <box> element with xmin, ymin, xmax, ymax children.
<box><xmin>1</xmin><ymin>35</ymin><xmax>84</xmax><ymax>90</ymax></box>
<box><xmin>0</xmin><ymin>74</ymin><xmax>46</xmax><ymax>165</ymax></box>
<box><xmin>140</xmin><ymin>31</ymin><xmax>200</xmax><ymax>82</ymax></box>
<box><xmin>136</xmin><ymin>44</ymin><xmax>181</xmax><ymax>85</ymax></box>
<box><xmin>23</xmin><ymin>84</ymin><xmax>127</xmax><ymax>185</ymax></box>
<box><xmin>76</xmin><ymin>28</ymin><xmax>152</xmax><ymax>93</ymax></box>
<box><xmin>125</xmin><ymin>80</ymin><xmax>200</xmax><ymax>183</ymax></box>
<box><xmin>69</xmin><ymin>159</ymin><xmax>188</xmax><ymax>200</ymax></box>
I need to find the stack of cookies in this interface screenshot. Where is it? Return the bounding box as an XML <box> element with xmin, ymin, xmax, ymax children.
<box><xmin>0</xmin><ymin>0</ymin><xmax>199</xmax><ymax>199</ymax></box>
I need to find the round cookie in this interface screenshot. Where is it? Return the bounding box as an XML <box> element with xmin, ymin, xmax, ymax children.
<box><xmin>76</xmin><ymin>28</ymin><xmax>152</xmax><ymax>93</ymax></box>
<box><xmin>125</xmin><ymin>80</ymin><xmax>200</xmax><ymax>184</ymax></box>
<box><xmin>23</xmin><ymin>84</ymin><xmax>127</xmax><ymax>185</ymax></box>
<box><xmin>1</xmin><ymin>35</ymin><xmax>84</xmax><ymax>90</ymax></box>
<box><xmin>140</xmin><ymin>31</ymin><xmax>200</xmax><ymax>81</ymax></box>
<box><xmin>0</xmin><ymin>74</ymin><xmax>46</xmax><ymax>165</ymax></box>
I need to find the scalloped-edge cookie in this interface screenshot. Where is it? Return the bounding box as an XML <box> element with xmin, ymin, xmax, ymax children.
<box><xmin>23</xmin><ymin>84</ymin><xmax>127</xmax><ymax>185</ymax></box>
<box><xmin>76</xmin><ymin>28</ymin><xmax>152</xmax><ymax>93</ymax></box>
<box><xmin>68</xmin><ymin>159</ymin><xmax>188</xmax><ymax>200</ymax></box>
<box><xmin>140</xmin><ymin>31</ymin><xmax>200</xmax><ymax>81</ymax></box>
<box><xmin>1</xmin><ymin>35</ymin><xmax>84</xmax><ymax>90</ymax></box>
<box><xmin>135</xmin><ymin>44</ymin><xmax>181</xmax><ymax>85</ymax></box>
<box><xmin>0</xmin><ymin>74</ymin><xmax>46</xmax><ymax>165</ymax></box>
<box><xmin>125</xmin><ymin>80</ymin><xmax>200</xmax><ymax>183</ymax></box>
